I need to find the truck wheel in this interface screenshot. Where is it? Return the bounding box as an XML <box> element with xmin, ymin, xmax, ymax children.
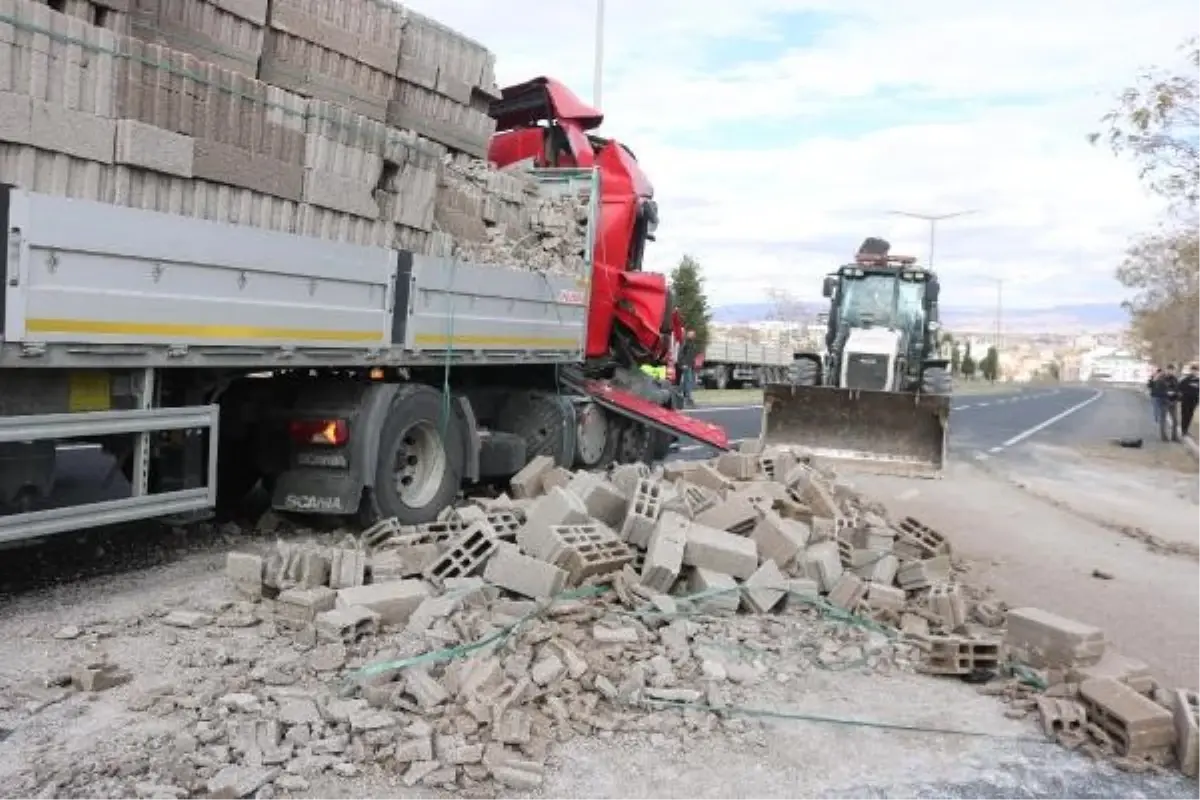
<box><xmin>714</xmin><ymin>367</ymin><xmax>729</xmax><ymax>390</ymax></box>
<box><xmin>498</xmin><ymin>391</ymin><xmax>577</xmax><ymax>467</ymax></box>
<box><xmin>794</xmin><ymin>360</ymin><xmax>819</xmax><ymax>387</ymax></box>
<box><xmin>616</xmin><ymin>422</ymin><xmax>654</xmax><ymax>464</ymax></box>
<box><xmin>368</xmin><ymin>385</ymin><xmax>465</xmax><ymax>525</ymax></box>
<box><xmin>574</xmin><ymin>403</ymin><xmax>618</xmax><ymax>469</ymax></box>
<box><xmin>921</xmin><ymin>366</ymin><xmax>953</xmax><ymax>396</ymax></box>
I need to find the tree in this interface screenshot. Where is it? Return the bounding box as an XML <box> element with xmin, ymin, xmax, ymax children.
<box><xmin>961</xmin><ymin>343</ymin><xmax>976</xmax><ymax>379</ymax></box>
<box><xmin>1088</xmin><ymin>37</ymin><xmax>1198</xmax><ymax>213</ymax></box>
<box><xmin>670</xmin><ymin>255</ymin><xmax>712</xmax><ymax>348</ymax></box>
<box><xmin>1047</xmin><ymin>361</ymin><xmax>1061</xmax><ymax>381</ymax></box>
<box><xmin>1116</xmin><ymin>225</ymin><xmax>1199</xmax><ymax>366</ymax></box>
<box><xmin>981</xmin><ymin>347</ymin><xmax>1000</xmax><ymax>382</ymax></box>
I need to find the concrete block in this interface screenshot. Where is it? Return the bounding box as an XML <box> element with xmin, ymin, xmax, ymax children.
<box><xmin>750</xmin><ymin>511</ymin><xmax>809</xmax><ymax>567</ymax></box>
<box><xmin>687</xmin><ymin>568</ymin><xmax>739</xmax><ymax>615</ymax></box>
<box><xmin>510</xmin><ymin>454</ymin><xmax>554</xmax><ymax>499</ymax></box>
<box><xmin>826</xmin><ymin>573</ymin><xmax>866</xmax><ymax>611</ymax></box>
<box><xmin>297</xmin><ymin>551</ymin><xmax>330</xmax><ymax>588</ymax></box>
<box><xmin>850</xmin><ymin>549</ymin><xmax>899</xmax><ymax>584</ymax></box>
<box><xmin>73</xmin><ymin>663</ymin><xmax>132</xmax><ymax>692</ymax></box>
<box><xmin>405</xmin><ymin>669</ymin><xmax>448</xmax><ymax>709</ymax></box>
<box><xmin>676</xmin><ymin>481</ymin><xmax>720</xmax><ymax>518</ymax></box>
<box><xmin>1068</xmin><ymin>650</ymin><xmax>1154</xmax><ymax>695</ymax></box>
<box><xmin>895</xmin><ymin>554</ymin><xmax>950</xmax><ymax>591</ymax></box>
<box><xmin>576</xmin><ymin>479</ymin><xmax>629</xmax><ymax>528</ymax></box>
<box><xmin>687</xmin><ymin>463</ymin><xmax>735</xmax><ymax>494</ymax></box>
<box><xmin>1005</xmin><ymin>607</ymin><xmax>1105</xmax><ymax>669</ymax></box>
<box><xmin>662</xmin><ymin>460</ymin><xmax>701</xmax><ymax>481</ymax></box>
<box><xmin>1080</xmin><ymin>678</ymin><xmax>1176</xmax><ymax>761</ymax></box>
<box><xmin>1036</xmin><ymin>696</ymin><xmax>1087</xmax><ymax>739</ymax></box>
<box><xmin>329</xmin><ymin>548</ymin><xmax>367</xmax><ymax>589</ymax></box>
<box><xmin>610</xmin><ymin>463</ymin><xmax>649</xmax><ymax>495</ymax></box>
<box><xmin>483</xmin><ymin>542</ymin><xmax>568</xmax><ymax>598</ymax></box>
<box><xmin>114</xmin><ymin>119</ymin><xmax>194</xmax><ymax>177</ymax></box>
<box><xmin>315</xmin><ymin>604</ymin><xmax>379</xmax><ymax>643</ymax></box>
<box><xmin>621</xmin><ymin>478</ymin><xmax>664</xmax><ymax>547</ymax></box>
<box><xmin>641</xmin><ymin>512</ymin><xmax>689</xmax><ymax>592</ymax></box>
<box><xmin>694</xmin><ymin>496</ymin><xmax>759</xmax><ymax>534</ymax></box>
<box><xmin>894</xmin><ymin>516</ymin><xmax>951</xmax><ymax>559</ymax></box>
<box><xmin>742</xmin><ymin>559</ymin><xmax>787</xmax><ymax>613</ymax></box>
<box><xmin>30</xmin><ymin>101</ymin><xmax>115</xmax><ymax>164</ymax></box>
<box><xmin>799</xmin><ymin>475</ymin><xmax>839</xmax><ymax>519</ymax></box>
<box><xmin>335</xmin><ymin>580</ymin><xmax>430</xmax><ymax>626</ymax></box>
<box><xmin>193</xmin><ymin>138</ymin><xmax>304</xmax><ymax>201</ymax></box>
<box><xmin>715</xmin><ymin>451</ymin><xmax>759</xmax><ymax>479</ymax></box>
<box><xmin>683</xmin><ymin>523</ymin><xmax>758</xmax><ymax>579</ymax></box>
<box><xmin>301</xmin><ymin>167</ymin><xmax>379</xmax><ymax>217</ymax></box>
<box><xmin>274</xmin><ymin>586</ymin><xmax>336</xmax><ymax>625</ymax></box>
<box><xmin>516</xmin><ymin>487</ymin><xmax>588</xmax><ymax>560</ymax></box>
<box><xmin>1173</xmin><ymin>690</ymin><xmax>1198</xmax><ymax>778</ymax></box>
<box><xmin>927</xmin><ymin>583</ymin><xmax>966</xmax><ymax>631</ymax></box>
<box><xmin>804</xmin><ymin>540</ymin><xmax>843</xmax><ymax>592</ymax></box>
<box><xmin>900</xmin><ymin>613</ymin><xmax>930</xmax><ymax>638</ymax></box>
<box><xmin>809</xmin><ymin>516</ymin><xmax>836</xmax><ymax>543</ymax></box>
<box><xmin>423</xmin><ymin>522</ymin><xmax>498</xmax><ymax>585</ymax></box>
<box><xmin>485</xmin><ymin>511</ymin><xmax>522</xmax><ymax>541</ymax></box>
<box><xmin>920</xmin><ymin>635</ymin><xmax>1001</xmax><ymax>676</ymax></box>
<box><xmin>540</xmin><ymin>466</ymin><xmax>573</xmax><ymax>492</ymax></box>
<box><xmin>552</xmin><ymin>524</ymin><xmax>635</xmax><ymax>584</ymax></box>
<box><xmin>864</xmin><ymin>582</ymin><xmax>906</xmax><ymax>612</ymax></box>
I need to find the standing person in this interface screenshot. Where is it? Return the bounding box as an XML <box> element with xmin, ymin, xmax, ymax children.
<box><xmin>1179</xmin><ymin>363</ymin><xmax>1199</xmax><ymax>438</ymax></box>
<box><xmin>1149</xmin><ymin>364</ymin><xmax>1181</xmax><ymax>442</ymax></box>
<box><xmin>678</xmin><ymin>329</ymin><xmax>698</xmax><ymax>408</ymax></box>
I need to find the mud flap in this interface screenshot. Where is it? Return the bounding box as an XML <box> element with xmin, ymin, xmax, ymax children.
<box><xmin>761</xmin><ymin>383</ymin><xmax>949</xmax><ymax>477</ymax></box>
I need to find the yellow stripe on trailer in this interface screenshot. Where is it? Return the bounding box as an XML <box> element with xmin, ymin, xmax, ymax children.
<box><xmin>24</xmin><ymin>318</ymin><xmax>384</xmax><ymax>343</ymax></box>
<box><xmin>412</xmin><ymin>333</ymin><xmax>580</xmax><ymax>349</ymax></box>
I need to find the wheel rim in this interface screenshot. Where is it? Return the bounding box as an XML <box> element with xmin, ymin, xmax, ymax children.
<box><xmin>576</xmin><ymin>404</ymin><xmax>609</xmax><ymax>466</ymax></box>
<box><xmin>392</xmin><ymin>421</ymin><xmax>446</xmax><ymax>508</ymax></box>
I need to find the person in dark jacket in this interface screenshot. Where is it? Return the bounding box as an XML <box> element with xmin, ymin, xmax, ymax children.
<box><xmin>1179</xmin><ymin>363</ymin><xmax>1199</xmax><ymax>437</ymax></box>
<box><xmin>1149</xmin><ymin>364</ymin><xmax>1181</xmax><ymax>442</ymax></box>
<box><xmin>677</xmin><ymin>329</ymin><xmax>699</xmax><ymax>408</ymax></box>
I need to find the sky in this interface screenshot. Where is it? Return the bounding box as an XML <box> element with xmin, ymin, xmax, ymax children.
<box><xmin>404</xmin><ymin>0</ymin><xmax>1198</xmax><ymax>310</ymax></box>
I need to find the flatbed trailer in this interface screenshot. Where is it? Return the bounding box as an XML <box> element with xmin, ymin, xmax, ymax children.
<box><xmin>699</xmin><ymin>336</ymin><xmax>794</xmax><ymax>389</ymax></box>
<box><xmin>0</xmin><ymin>170</ymin><xmax>727</xmax><ymax>543</ymax></box>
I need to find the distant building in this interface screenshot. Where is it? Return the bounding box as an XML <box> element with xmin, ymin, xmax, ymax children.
<box><xmin>1080</xmin><ymin>350</ymin><xmax>1152</xmax><ymax>384</ymax></box>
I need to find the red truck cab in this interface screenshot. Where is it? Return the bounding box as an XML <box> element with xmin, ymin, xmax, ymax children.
<box><xmin>488</xmin><ymin>78</ymin><xmax>674</xmax><ymax>369</ymax></box>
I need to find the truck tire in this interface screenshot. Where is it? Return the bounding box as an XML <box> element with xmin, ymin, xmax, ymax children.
<box><xmin>367</xmin><ymin>385</ymin><xmax>465</xmax><ymax>525</ymax></box>
<box><xmin>615</xmin><ymin>421</ymin><xmax>654</xmax><ymax>464</ymax></box>
<box><xmin>921</xmin><ymin>366</ymin><xmax>953</xmax><ymax>396</ymax></box>
<box><xmin>497</xmin><ymin>391</ymin><xmax>577</xmax><ymax>467</ymax></box>
<box><xmin>794</xmin><ymin>359</ymin><xmax>819</xmax><ymax>387</ymax></box>
<box><xmin>714</xmin><ymin>366</ymin><xmax>729</xmax><ymax>390</ymax></box>
<box><xmin>574</xmin><ymin>402</ymin><xmax>618</xmax><ymax>469</ymax></box>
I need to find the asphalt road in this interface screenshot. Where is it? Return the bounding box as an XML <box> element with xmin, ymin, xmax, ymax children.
<box><xmin>676</xmin><ymin>384</ymin><xmax>1131</xmax><ymax>461</ymax></box>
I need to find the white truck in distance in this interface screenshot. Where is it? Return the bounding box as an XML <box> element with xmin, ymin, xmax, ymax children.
<box><xmin>698</xmin><ymin>334</ymin><xmax>793</xmax><ymax>389</ymax></box>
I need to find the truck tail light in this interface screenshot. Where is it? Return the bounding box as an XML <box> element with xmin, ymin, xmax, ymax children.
<box><xmin>288</xmin><ymin>419</ymin><xmax>348</xmax><ymax>446</ymax></box>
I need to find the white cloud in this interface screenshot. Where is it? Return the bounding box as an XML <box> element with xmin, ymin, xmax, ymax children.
<box><xmin>405</xmin><ymin>0</ymin><xmax>1195</xmax><ymax>312</ymax></box>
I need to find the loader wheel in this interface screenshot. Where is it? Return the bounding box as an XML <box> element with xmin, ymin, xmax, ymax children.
<box><xmin>921</xmin><ymin>366</ymin><xmax>953</xmax><ymax>396</ymax></box>
<box><xmin>365</xmin><ymin>385</ymin><xmax>465</xmax><ymax>525</ymax></box>
<box><xmin>793</xmin><ymin>360</ymin><xmax>819</xmax><ymax>387</ymax></box>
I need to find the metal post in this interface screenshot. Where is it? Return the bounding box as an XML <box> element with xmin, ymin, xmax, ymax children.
<box><xmin>592</xmin><ymin>0</ymin><xmax>606</xmax><ymax>109</ymax></box>
<box><xmin>928</xmin><ymin>220</ymin><xmax>937</xmax><ymax>269</ymax></box>
<box><xmin>888</xmin><ymin>209</ymin><xmax>980</xmax><ymax>268</ymax></box>
<box><xmin>132</xmin><ymin>367</ymin><xmax>156</xmax><ymax>497</ymax></box>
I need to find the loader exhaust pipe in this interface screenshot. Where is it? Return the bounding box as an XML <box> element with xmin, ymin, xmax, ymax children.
<box><xmin>761</xmin><ymin>383</ymin><xmax>949</xmax><ymax>477</ymax></box>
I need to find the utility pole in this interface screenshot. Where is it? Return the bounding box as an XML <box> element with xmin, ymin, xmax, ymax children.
<box><xmin>888</xmin><ymin>209</ymin><xmax>979</xmax><ymax>268</ymax></box>
<box><xmin>994</xmin><ymin>278</ymin><xmax>1003</xmax><ymax>352</ymax></box>
<box><xmin>592</xmin><ymin>0</ymin><xmax>606</xmax><ymax>109</ymax></box>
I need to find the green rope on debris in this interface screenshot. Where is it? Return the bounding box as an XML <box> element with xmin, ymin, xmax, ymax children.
<box><xmin>639</xmin><ymin>697</ymin><xmax>1051</xmax><ymax>744</ymax></box>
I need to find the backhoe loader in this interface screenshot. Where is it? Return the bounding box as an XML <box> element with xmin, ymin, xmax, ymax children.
<box><xmin>762</xmin><ymin>238</ymin><xmax>951</xmax><ymax>476</ymax></box>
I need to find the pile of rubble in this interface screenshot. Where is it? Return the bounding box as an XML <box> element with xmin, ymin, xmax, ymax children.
<box><xmin>21</xmin><ymin>444</ymin><xmax>1198</xmax><ymax>798</ymax></box>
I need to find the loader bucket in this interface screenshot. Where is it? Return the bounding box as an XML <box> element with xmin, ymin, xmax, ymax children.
<box><xmin>761</xmin><ymin>384</ymin><xmax>949</xmax><ymax>477</ymax></box>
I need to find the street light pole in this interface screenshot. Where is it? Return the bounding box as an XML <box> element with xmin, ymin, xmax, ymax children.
<box><xmin>888</xmin><ymin>209</ymin><xmax>979</xmax><ymax>269</ymax></box>
<box><xmin>592</xmin><ymin>0</ymin><xmax>606</xmax><ymax>109</ymax></box>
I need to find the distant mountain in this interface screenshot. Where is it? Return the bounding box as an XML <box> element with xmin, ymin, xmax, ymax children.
<box><xmin>711</xmin><ymin>302</ymin><xmax>1127</xmax><ymax>333</ymax></box>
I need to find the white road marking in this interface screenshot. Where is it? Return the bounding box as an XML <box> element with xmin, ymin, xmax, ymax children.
<box><xmin>951</xmin><ymin>405</ymin><xmax>968</xmax><ymax>411</ymax></box>
<box><xmin>55</xmin><ymin>443</ymin><xmax>102</xmax><ymax>452</ymax></box>
<box><xmin>688</xmin><ymin>404</ymin><xmax>764</xmax><ymax>413</ymax></box>
<box><xmin>996</xmin><ymin>389</ymin><xmax>1104</xmax><ymax>450</ymax></box>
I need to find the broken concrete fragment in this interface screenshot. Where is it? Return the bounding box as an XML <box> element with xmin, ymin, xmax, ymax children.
<box><xmin>394</xmin><ymin>736</ymin><xmax>434</xmax><ymax>763</ymax></box>
<box><xmin>750</xmin><ymin>511</ymin><xmax>810</xmax><ymax>567</ymax></box>
<box><xmin>895</xmin><ymin>554</ymin><xmax>951</xmax><ymax>590</ymax></box>
<box><xmin>850</xmin><ymin>549</ymin><xmax>899</xmax><ymax>584</ymax></box>
<box><xmin>683</xmin><ymin>523</ymin><xmax>758</xmax><ymax>579</ymax></box>
<box><xmin>314</xmin><ymin>605</ymin><xmax>379</xmax><ymax>643</ymax></box>
<box><xmin>1067</xmin><ymin>650</ymin><xmax>1154</xmax><ymax>694</ymax></box>
<box><xmin>530</xmin><ymin>654</ymin><xmax>565</xmax><ymax>686</ymax></box>
<box><xmin>206</xmin><ymin>765</ymin><xmax>279</xmax><ymax>798</ymax></box>
<box><xmin>927</xmin><ymin>583</ymin><xmax>966</xmax><ymax>631</ymax></box>
<box><xmin>405</xmin><ymin>669</ymin><xmax>449</xmax><ymax>709</ymax></box>
<box><xmin>804</xmin><ymin>540</ymin><xmax>843</xmax><ymax>592</ymax></box>
<box><xmin>826</xmin><ymin>572</ymin><xmax>867</xmax><ymax>611</ymax></box>
<box><xmin>641</xmin><ymin>511</ymin><xmax>689</xmax><ymax>592</ymax></box>
<box><xmin>226</xmin><ymin>552</ymin><xmax>265</xmax><ymax>598</ymax></box>
<box><xmin>491</xmin><ymin>764</ymin><xmax>544</xmax><ymax>789</ymax></box>
<box><xmin>1173</xmin><ymin>689</ymin><xmax>1199</xmax><ymax>778</ymax></box>
<box><xmin>592</xmin><ymin>624</ymin><xmax>639</xmax><ymax>644</ymax></box>
<box><xmin>162</xmin><ymin>610</ymin><xmax>212</xmax><ymax>629</ymax></box>
<box><xmin>694</xmin><ymin>495</ymin><xmax>759</xmax><ymax>534</ymax></box>
<box><xmin>275</xmin><ymin>587</ymin><xmax>337</xmax><ymax>626</ymax></box>
<box><xmin>716</xmin><ymin>451</ymin><xmax>759</xmax><ymax>479</ymax></box>
<box><xmin>864</xmin><ymin>582</ymin><xmax>905</xmax><ymax>612</ymax></box>
<box><xmin>72</xmin><ymin>663</ymin><xmax>132</xmax><ymax>692</ymax></box>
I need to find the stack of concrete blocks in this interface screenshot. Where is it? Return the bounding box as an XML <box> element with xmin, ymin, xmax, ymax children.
<box><xmin>2</xmin><ymin>0</ymin><xmax>587</xmax><ymax>272</ymax></box>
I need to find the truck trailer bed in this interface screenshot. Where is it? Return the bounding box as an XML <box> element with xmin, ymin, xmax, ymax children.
<box><xmin>1</xmin><ymin>175</ymin><xmax>593</xmax><ymax>370</ymax></box>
